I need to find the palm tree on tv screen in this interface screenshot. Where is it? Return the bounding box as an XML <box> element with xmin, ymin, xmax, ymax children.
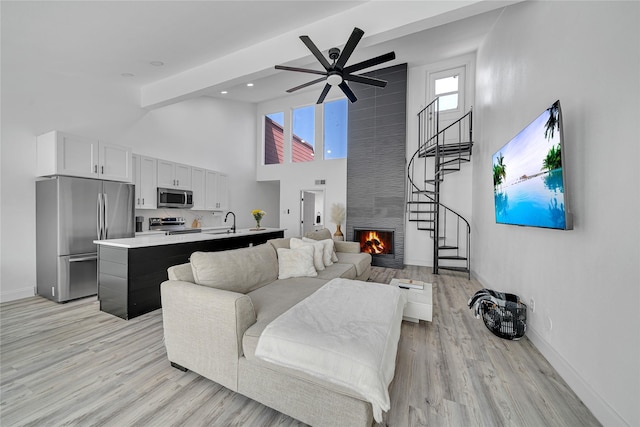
<box><xmin>493</xmin><ymin>153</ymin><xmax>507</xmax><ymax>187</ymax></box>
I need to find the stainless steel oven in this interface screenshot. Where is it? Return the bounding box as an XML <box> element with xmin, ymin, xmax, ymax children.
<box><xmin>157</xmin><ymin>188</ymin><xmax>193</xmax><ymax>208</ymax></box>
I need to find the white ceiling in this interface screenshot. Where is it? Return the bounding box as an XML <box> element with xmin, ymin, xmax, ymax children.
<box><xmin>1</xmin><ymin>1</ymin><xmax>514</xmax><ymax>107</ymax></box>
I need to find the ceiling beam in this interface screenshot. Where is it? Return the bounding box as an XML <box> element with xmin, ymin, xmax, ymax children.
<box><xmin>140</xmin><ymin>1</ymin><xmax>515</xmax><ymax>109</ymax></box>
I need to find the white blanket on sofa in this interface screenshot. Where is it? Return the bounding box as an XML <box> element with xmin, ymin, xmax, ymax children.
<box><xmin>254</xmin><ymin>278</ymin><xmax>406</xmax><ymax>422</ymax></box>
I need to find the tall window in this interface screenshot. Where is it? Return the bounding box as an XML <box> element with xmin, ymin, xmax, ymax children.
<box><xmin>292</xmin><ymin>105</ymin><xmax>315</xmax><ymax>163</ymax></box>
<box><xmin>324</xmin><ymin>99</ymin><xmax>347</xmax><ymax>159</ymax></box>
<box><xmin>264</xmin><ymin>112</ymin><xmax>284</xmax><ymax>165</ymax></box>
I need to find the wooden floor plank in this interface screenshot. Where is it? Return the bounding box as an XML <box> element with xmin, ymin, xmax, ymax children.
<box><xmin>1</xmin><ymin>267</ymin><xmax>600</xmax><ymax>426</ymax></box>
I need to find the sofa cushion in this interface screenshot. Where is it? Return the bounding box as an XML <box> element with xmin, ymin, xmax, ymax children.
<box><xmin>190</xmin><ymin>244</ymin><xmax>278</xmax><ymax>293</ymax></box>
<box><xmin>290</xmin><ymin>238</ymin><xmax>325</xmax><ymax>271</ymax></box>
<box><xmin>303</xmin><ymin>228</ymin><xmax>332</xmax><ymax>241</ymax></box>
<box><xmin>336</xmin><ymin>252</ymin><xmax>372</xmax><ymax>277</ymax></box>
<box><xmin>315</xmin><ymin>262</ymin><xmax>356</xmax><ymax>280</ymax></box>
<box><xmin>243</xmin><ymin>278</ymin><xmax>327</xmax><ymax>361</ymax></box>
<box><xmin>267</xmin><ymin>237</ymin><xmax>291</xmax><ymax>251</ymax></box>
<box><xmin>304</xmin><ymin>229</ymin><xmax>339</xmax><ymax>262</ymax></box>
<box><xmin>277</xmin><ymin>246</ymin><xmax>318</xmax><ymax>279</ymax></box>
<box><xmin>302</xmin><ymin>237</ymin><xmax>334</xmax><ymax>267</ymax></box>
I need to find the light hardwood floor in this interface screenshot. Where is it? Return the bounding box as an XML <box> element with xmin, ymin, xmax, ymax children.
<box><xmin>1</xmin><ymin>266</ymin><xmax>600</xmax><ymax>426</ymax></box>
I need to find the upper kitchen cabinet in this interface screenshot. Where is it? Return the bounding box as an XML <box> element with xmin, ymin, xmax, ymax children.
<box><xmin>36</xmin><ymin>131</ymin><xmax>132</xmax><ymax>182</ymax></box>
<box><xmin>204</xmin><ymin>171</ymin><xmax>229</xmax><ymax>211</ymax></box>
<box><xmin>217</xmin><ymin>173</ymin><xmax>229</xmax><ymax>211</ymax></box>
<box><xmin>191</xmin><ymin>167</ymin><xmax>206</xmax><ymax>210</ymax></box>
<box><xmin>157</xmin><ymin>160</ymin><xmax>191</xmax><ymax>190</ymax></box>
<box><xmin>132</xmin><ymin>154</ymin><xmax>157</xmax><ymax>209</ymax></box>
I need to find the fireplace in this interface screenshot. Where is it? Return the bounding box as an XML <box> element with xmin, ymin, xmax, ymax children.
<box><xmin>354</xmin><ymin>228</ymin><xmax>395</xmax><ymax>258</ymax></box>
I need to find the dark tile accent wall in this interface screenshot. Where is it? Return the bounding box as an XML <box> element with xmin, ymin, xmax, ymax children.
<box><xmin>346</xmin><ymin>63</ymin><xmax>407</xmax><ymax>268</ymax></box>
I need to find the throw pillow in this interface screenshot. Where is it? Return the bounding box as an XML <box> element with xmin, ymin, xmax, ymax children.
<box><xmin>290</xmin><ymin>237</ymin><xmax>325</xmax><ymax>271</ymax></box>
<box><xmin>277</xmin><ymin>246</ymin><xmax>318</xmax><ymax>279</ymax></box>
<box><xmin>302</xmin><ymin>237</ymin><xmax>335</xmax><ymax>267</ymax></box>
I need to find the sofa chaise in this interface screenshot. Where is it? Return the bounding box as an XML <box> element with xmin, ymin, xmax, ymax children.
<box><xmin>160</xmin><ymin>229</ymin><xmax>401</xmax><ymax>427</ymax></box>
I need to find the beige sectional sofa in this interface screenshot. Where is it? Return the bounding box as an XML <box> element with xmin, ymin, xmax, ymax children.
<box><xmin>160</xmin><ymin>229</ymin><xmax>376</xmax><ymax>427</ymax></box>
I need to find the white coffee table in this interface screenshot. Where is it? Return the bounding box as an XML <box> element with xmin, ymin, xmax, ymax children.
<box><xmin>389</xmin><ymin>278</ymin><xmax>433</xmax><ymax>322</ymax></box>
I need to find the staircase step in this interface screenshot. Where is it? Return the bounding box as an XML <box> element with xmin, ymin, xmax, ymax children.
<box><xmin>439</xmin><ymin>245</ymin><xmax>458</xmax><ymax>250</ymax></box>
<box><xmin>419</xmin><ymin>142</ymin><xmax>474</xmax><ymax>158</ymax></box>
<box><xmin>409</xmin><ymin>210</ymin><xmax>436</xmax><ymax>214</ymax></box>
<box><xmin>425</xmin><ymin>179</ymin><xmax>443</xmax><ymax>184</ymax></box>
<box><xmin>440</xmin><ymin>157</ymin><xmax>470</xmax><ymax>166</ymax></box>
<box><xmin>417</xmin><ymin>227</ymin><xmax>435</xmax><ymax>231</ymax></box>
<box><xmin>438</xmin><ymin>255</ymin><xmax>468</xmax><ymax>260</ymax></box>
<box><xmin>412</xmin><ymin>189</ymin><xmax>436</xmax><ymax>195</ymax></box>
<box><xmin>438</xmin><ymin>265</ymin><xmax>470</xmax><ymax>273</ymax></box>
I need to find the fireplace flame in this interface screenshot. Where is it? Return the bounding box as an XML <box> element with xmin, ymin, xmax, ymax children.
<box><xmin>361</xmin><ymin>231</ymin><xmax>386</xmax><ymax>254</ymax></box>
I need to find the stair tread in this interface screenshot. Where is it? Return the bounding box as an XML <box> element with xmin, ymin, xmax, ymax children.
<box><xmin>439</xmin><ymin>245</ymin><xmax>458</xmax><ymax>250</ymax></box>
<box><xmin>438</xmin><ymin>265</ymin><xmax>470</xmax><ymax>273</ymax></box>
<box><xmin>438</xmin><ymin>255</ymin><xmax>468</xmax><ymax>260</ymax></box>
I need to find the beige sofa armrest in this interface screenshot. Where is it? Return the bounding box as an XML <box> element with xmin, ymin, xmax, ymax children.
<box><xmin>334</xmin><ymin>240</ymin><xmax>360</xmax><ymax>253</ymax></box>
<box><xmin>161</xmin><ymin>280</ymin><xmax>256</xmax><ymax>391</ymax></box>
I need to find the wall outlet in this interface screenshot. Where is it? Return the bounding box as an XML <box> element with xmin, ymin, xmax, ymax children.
<box><xmin>529</xmin><ymin>298</ymin><xmax>535</xmax><ymax>313</ymax></box>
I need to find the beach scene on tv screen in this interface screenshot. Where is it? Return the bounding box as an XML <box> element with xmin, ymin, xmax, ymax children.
<box><xmin>492</xmin><ymin>101</ymin><xmax>566</xmax><ymax>229</ymax></box>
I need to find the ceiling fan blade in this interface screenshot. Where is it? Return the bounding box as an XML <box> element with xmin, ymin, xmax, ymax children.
<box><xmin>343</xmin><ymin>51</ymin><xmax>396</xmax><ymax>74</ymax></box>
<box><xmin>275</xmin><ymin>65</ymin><xmax>327</xmax><ymax>76</ymax></box>
<box><xmin>316</xmin><ymin>84</ymin><xmax>332</xmax><ymax>104</ymax></box>
<box><xmin>300</xmin><ymin>35</ymin><xmax>332</xmax><ymax>70</ymax></box>
<box><xmin>339</xmin><ymin>82</ymin><xmax>357</xmax><ymax>103</ymax></box>
<box><xmin>335</xmin><ymin>27</ymin><xmax>365</xmax><ymax>69</ymax></box>
<box><xmin>287</xmin><ymin>77</ymin><xmax>327</xmax><ymax>93</ymax></box>
<box><xmin>344</xmin><ymin>74</ymin><xmax>388</xmax><ymax>88</ymax></box>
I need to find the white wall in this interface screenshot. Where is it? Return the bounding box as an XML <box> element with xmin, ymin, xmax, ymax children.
<box><xmin>405</xmin><ymin>54</ymin><xmax>476</xmax><ymax>266</ymax></box>
<box><xmin>472</xmin><ymin>2</ymin><xmax>639</xmax><ymax>426</ymax></box>
<box><xmin>118</xmin><ymin>97</ymin><xmax>279</xmax><ymax>230</ymax></box>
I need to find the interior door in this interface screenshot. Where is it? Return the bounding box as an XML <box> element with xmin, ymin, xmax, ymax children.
<box><xmin>301</xmin><ymin>191</ymin><xmax>316</xmax><ymax>235</ymax></box>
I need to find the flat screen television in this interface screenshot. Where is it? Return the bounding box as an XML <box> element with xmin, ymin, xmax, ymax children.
<box><xmin>492</xmin><ymin>100</ymin><xmax>573</xmax><ymax>230</ymax></box>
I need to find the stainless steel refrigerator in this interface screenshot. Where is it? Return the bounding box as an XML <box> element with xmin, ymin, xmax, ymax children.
<box><xmin>36</xmin><ymin>176</ymin><xmax>134</xmax><ymax>302</ymax></box>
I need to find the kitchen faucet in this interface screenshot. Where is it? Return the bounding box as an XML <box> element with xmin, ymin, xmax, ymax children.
<box><xmin>224</xmin><ymin>211</ymin><xmax>236</xmax><ymax>233</ymax></box>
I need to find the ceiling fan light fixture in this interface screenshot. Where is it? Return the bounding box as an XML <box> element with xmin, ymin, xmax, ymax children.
<box><xmin>327</xmin><ymin>73</ymin><xmax>343</xmax><ymax>86</ymax></box>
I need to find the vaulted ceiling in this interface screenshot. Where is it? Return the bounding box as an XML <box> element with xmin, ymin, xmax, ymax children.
<box><xmin>2</xmin><ymin>1</ymin><xmax>517</xmax><ymax>109</ymax></box>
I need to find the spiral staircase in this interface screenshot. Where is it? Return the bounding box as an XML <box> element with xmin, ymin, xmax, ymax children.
<box><xmin>407</xmin><ymin>98</ymin><xmax>473</xmax><ymax>278</ymax></box>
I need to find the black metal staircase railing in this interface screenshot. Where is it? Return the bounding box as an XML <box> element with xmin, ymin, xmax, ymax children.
<box><xmin>407</xmin><ymin>97</ymin><xmax>473</xmax><ymax>278</ymax></box>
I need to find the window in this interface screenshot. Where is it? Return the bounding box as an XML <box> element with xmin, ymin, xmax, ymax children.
<box><xmin>323</xmin><ymin>99</ymin><xmax>348</xmax><ymax>159</ymax></box>
<box><xmin>264</xmin><ymin>112</ymin><xmax>284</xmax><ymax>165</ymax></box>
<box><xmin>262</xmin><ymin>99</ymin><xmax>349</xmax><ymax>165</ymax></box>
<box><xmin>429</xmin><ymin>66</ymin><xmax>465</xmax><ymax>113</ymax></box>
<box><xmin>435</xmin><ymin>75</ymin><xmax>459</xmax><ymax>111</ymax></box>
<box><xmin>292</xmin><ymin>106</ymin><xmax>315</xmax><ymax>163</ymax></box>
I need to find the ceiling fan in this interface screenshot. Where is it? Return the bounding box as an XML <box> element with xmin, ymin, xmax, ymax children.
<box><xmin>275</xmin><ymin>27</ymin><xmax>396</xmax><ymax>104</ymax></box>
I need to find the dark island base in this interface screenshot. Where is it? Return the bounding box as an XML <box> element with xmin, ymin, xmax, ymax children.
<box><xmin>98</xmin><ymin>230</ymin><xmax>284</xmax><ymax>320</ymax></box>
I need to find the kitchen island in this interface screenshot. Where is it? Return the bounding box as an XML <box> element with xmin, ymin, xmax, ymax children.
<box><xmin>94</xmin><ymin>228</ymin><xmax>285</xmax><ymax>319</ymax></box>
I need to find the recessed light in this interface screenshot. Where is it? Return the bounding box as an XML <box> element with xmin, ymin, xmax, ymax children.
<box><xmin>221</xmin><ymin>91</ymin><xmax>228</xmax><ymax>94</ymax></box>
<box><xmin>150</xmin><ymin>61</ymin><xmax>164</xmax><ymax>67</ymax></box>
<box><xmin>121</xmin><ymin>73</ymin><xmax>135</xmax><ymax>78</ymax></box>
<box><xmin>246</xmin><ymin>83</ymin><xmax>254</xmax><ymax>87</ymax></box>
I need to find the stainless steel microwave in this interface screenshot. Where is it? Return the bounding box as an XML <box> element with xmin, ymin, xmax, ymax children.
<box><xmin>157</xmin><ymin>187</ymin><xmax>193</xmax><ymax>208</ymax></box>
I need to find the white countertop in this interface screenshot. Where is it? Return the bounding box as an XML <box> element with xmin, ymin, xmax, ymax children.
<box><xmin>94</xmin><ymin>228</ymin><xmax>284</xmax><ymax>249</ymax></box>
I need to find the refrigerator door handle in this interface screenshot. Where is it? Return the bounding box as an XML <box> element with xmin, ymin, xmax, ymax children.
<box><xmin>69</xmin><ymin>254</ymin><xmax>98</xmax><ymax>262</ymax></box>
<box><xmin>97</xmin><ymin>193</ymin><xmax>103</xmax><ymax>240</ymax></box>
<box><xmin>104</xmin><ymin>193</ymin><xmax>109</xmax><ymax>239</ymax></box>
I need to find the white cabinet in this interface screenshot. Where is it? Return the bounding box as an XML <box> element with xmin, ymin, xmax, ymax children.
<box><xmin>132</xmin><ymin>154</ymin><xmax>157</xmax><ymax>209</ymax></box>
<box><xmin>216</xmin><ymin>173</ymin><xmax>229</xmax><ymax>211</ymax></box>
<box><xmin>36</xmin><ymin>131</ymin><xmax>132</xmax><ymax>182</ymax></box>
<box><xmin>191</xmin><ymin>167</ymin><xmax>206</xmax><ymax>210</ymax></box>
<box><xmin>204</xmin><ymin>171</ymin><xmax>229</xmax><ymax>211</ymax></box>
<box><xmin>157</xmin><ymin>160</ymin><xmax>191</xmax><ymax>190</ymax></box>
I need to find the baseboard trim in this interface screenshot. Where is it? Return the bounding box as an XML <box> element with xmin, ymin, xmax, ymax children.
<box><xmin>473</xmin><ymin>270</ymin><xmax>628</xmax><ymax>427</ymax></box>
<box><xmin>0</xmin><ymin>286</ymin><xmax>35</xmax><ymax>303</ymax></box>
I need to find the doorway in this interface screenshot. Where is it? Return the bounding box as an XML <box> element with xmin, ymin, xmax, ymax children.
<box><xmin>300</xmin><ymin>190</ymin><xmax>325</xmax><ymax>235</ymax></box>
